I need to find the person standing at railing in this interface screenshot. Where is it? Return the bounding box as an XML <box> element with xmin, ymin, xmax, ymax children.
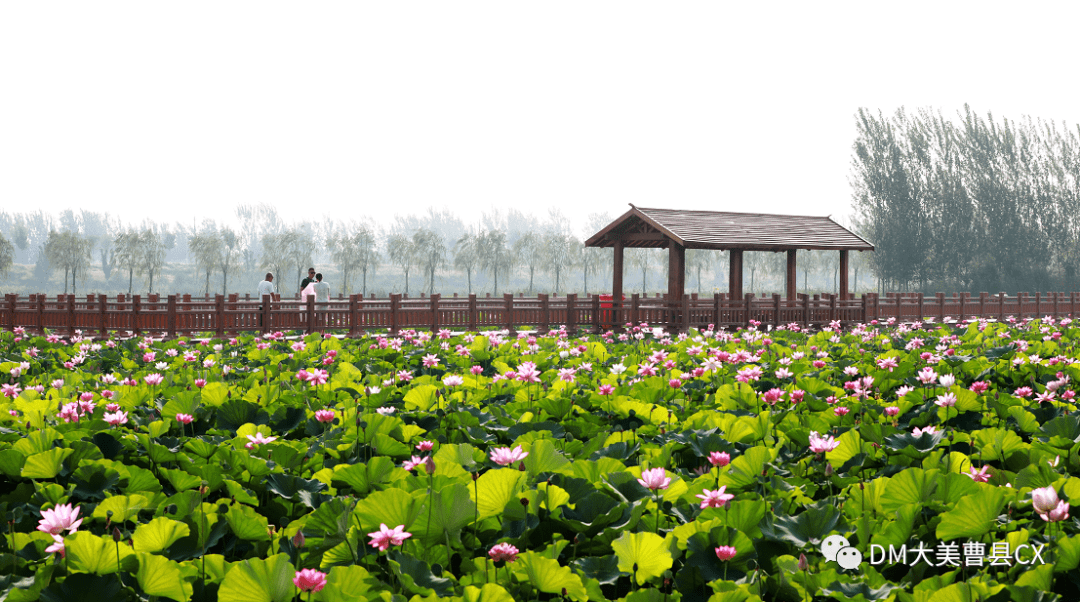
<box><xmin>300</xmin><ymin>267</ymin><xmax>316</xmax><ymax>295</ymax></box>
<box><xmin>313</xmin><ymin>273</ymin><xmax>330</xmax><ymax>311</ymax></box>
<box><xmin>257</xmin><ymin>273</ymin><xmax>276</xmax><ymax>328</ymax></box>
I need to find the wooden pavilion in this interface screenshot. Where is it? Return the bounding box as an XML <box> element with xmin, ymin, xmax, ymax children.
<box><xmin>584</xmin><ymin>205</ymin><xmax>874</xmax><ymax>306</ymax></box>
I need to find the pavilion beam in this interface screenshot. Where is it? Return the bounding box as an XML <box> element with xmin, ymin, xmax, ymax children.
<box><xmin>729</xmin><ymin>249</ymin><xmax>743</xmax><ymax>300</ymax></box>
<box><xmin>786</xmin><ymin>249</ymin><xmax>797</xmax><ymax>300</ymax></box>
<box><xmin>839</xmin><ymin>250</ymin><xmax>849</xmax><ymax>299</ymax></box>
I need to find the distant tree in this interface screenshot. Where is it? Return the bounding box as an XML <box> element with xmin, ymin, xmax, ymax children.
<box><xmin>259</xmin><ymin>232</ymin><xmax>286</xmax><ymax>285</ymax></box>
<box><xmin>188</xmin><ymin>231</ymin><xmax>223</xmax><ymax>297</ymax></box>
<box><xmin>413</xmin><ymin>228</ymin><xmax>447</xmax><ymax>295</ymax></box>
<box><xmin>283</xmin><ymin>226</ymin><xmax>317</xmax><ymax>295</ymax></box>
<box><xmin>453</xmin><ymin>232</ymin><xmax>481</xmax><ymax>294</ymax></box>
<box><xmin>219</xmin><ymin>228</ymin><xmax>242</xmax><ymax>294</ymax></box>
<box><xmin>329</xmin><ymin>223</ymin><xmax>379</xmax><ymax>295</ymax></box>
<box><xmin>0</xmin><ymin>232</ymin><xmax>13</xmax><ymax>278</ymax></box>
<box><xmin>628</xmin><ymin>248</ymin><xmax>661</xmax><ymax>294</ymax></box>
<box><xmin>44</xmin><ymin>231</ymin><xmax>92</xmax><ymax>296</ymax></box>
<box><xmin>478</xmin><ymin>229</ymin><xmax>513</xmax><ymax>294</ymax></box>
<box><xmin>685</xmin><ymin>250</ymin><xmax>712</xmax><ymax>293</ymax></box>
<box><xmin>542</xmin><ymin>231</ymin><xmax>577</xmax><ymax>293</ymax></box>
<box><xmin>387</xmin><ymin>233</ymin><xmax>416</xmax><ymax>295</ymax></box>
<box><xmin>512</xmin><ymin>232</ymin><xmax>544</xmax><ymax>294</ymax></box>
<box><xmin>113</xmin><ymin>230</ymin><xmax>142</xmax><ymax>295</ymax></box>
<box><xmin>136</xmin><ymin>229</ymin><xmax>166</xmax><ymax>294</ymax></box>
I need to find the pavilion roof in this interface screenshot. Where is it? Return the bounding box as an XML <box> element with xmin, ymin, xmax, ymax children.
<box><xmin>584</xmin><ymin>205</ymin><xmax>874</xmax><ymax>251</ymax></box>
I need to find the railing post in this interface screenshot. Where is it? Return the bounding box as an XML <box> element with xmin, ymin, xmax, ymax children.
<box><xmin>828</xmin><ymin>293</ymin><xmax>837</xmax><ymax>324</ymax></box>
<box><xmin>566</xmin><ymin>293</ymin><xmax>577</xmax><ymax>335</ymax></box>
<box><xmin>214</xmin><ymin>294</ymin><xmax>225</xmax><ymax>337</ymax></box>
<box><xmin>503</xmin><ymin>293</ymin><xmax>515</xmax><ymax>336</ymax></box>
<box><xmin>4</xmin><ymin>294</ymin><xmax>14</xmax><ymax>332</ymax></box>
<box><xmin>96</xmin><ymin>293</ymin><xmax>107</xmax><ymax>338</ymax></box>
<box><xmin>935</xmin><ymin>293</ymin><xmax>944</xmax><ymax>322</ymax></box>
<box><xmin>389</xmin><ymin>294</ymin><xmax>401</xmax><ymax>335</ymax></box>
<box><xmin>861</xmin><ymin>294</ymin><xmax>869</xmax><ymax>324</ymax></box>
<box><xmin>959</xmin><ymin>293</ymin><xmax>966</xmax><ymax>322</ymax></box>
<box><xmin>430</xmin><ymin>293</ymin><xmax>441</xmax><ymax>333</ymax></box>
<box><xmin>773</xmin><ymin>293</ymin><xmax>781</xmax><ymax>329</ymax></box>
<box><xmin>744</xmin><ymin>293</ymin><xmax>753</xmax><ymax>330</ymax></box>
<box><xmin>349</xmin><ymin>294</ymin><xmax>360</xmax><ymax>337</ymax></box>
<box><xmin>66</xmin><ymin>294</ymin><xmax>76</xmax><ymax>336</ymax></box>
<box><xmin>592</xmin><ymin>294</ymin><xmax>601</xmax><ymax>334</ymax></box>
<box><xmin>539</xmin><ymin>293</ymin><xmax>549</xmax><ymax>333</ymax></box>
<box><xmin>36</xmin><ymin>294</ymin><xmax>44</xmax><ymax>335</ymax></box>
<box><xmin>468</xmin><ymin>294</ymin><xmax>477</xmax><ymax>331</ymax></box>
<box><xmin>130</xmin><ymin>295</ymin><xmax>141</xmax><ymax>337</ymax></box>
<box><xmin>631</xmin><ymin>294</ymin><xmax>640</xmax><ymax>327</ymax></box>
<box><xmin>167</xmin><ymin>295</ymin><xmax>177</xmax><ymax>339</ymax></box>
<box><xmin>682</xmin><ymin>294</ymin><xmax>691</xmax><ymax>332</ymax></box>
<box><xmin>979</xmin><ymin>292</ymin><xmax>987</xmax><ymax>320</ymax></box>
<box><xmin>305</xmin><ymin>295</ymin><xmax>315</xmax><ymax>335</ymax></box>
<box><xmin>713</xmin><ymin>293</ymin><xmax>721</xmax><ymax>330</ymax></box>
<box><xmin>1054</xmin><ymin>291</ymin><xmax>1060</xmax><ymax>319</ymax></box>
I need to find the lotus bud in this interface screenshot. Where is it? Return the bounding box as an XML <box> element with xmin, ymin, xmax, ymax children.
<box><xmin>520</xmin><ymin>498</ymin><xmax>529</xmax><ymax>508</ymax></box>
<box><xmin>424</xmin><ymin>456</ymin><xmax>436</xmax><ymax>474</ymax></box>
<box><xmin>519</xmin><ymin>461</ymin><xmax>526</xmax><ymax>472</ymax></box>
<box><xmin>292</xmin><ymin>531</ymin><xmax>306</xmax><ymax>548</ymax></box>
<box><xmin>824</xmin><ymin>463</ymin><xmax>834</xmax><ymax>477</ymax></box>
<box><xmin>112</xmin><ymin>527</ymin><xmax>122</xmax><ymax>542</ymax></box>
<box><xmin>798</xmin><ymin>553</ymin><xmax>809</xmax><ymax>571</ymax></box>
<box><xmin>472</xmin><ymin>471</ymin><xmax>479</xmax><ymax>481</ymax></box>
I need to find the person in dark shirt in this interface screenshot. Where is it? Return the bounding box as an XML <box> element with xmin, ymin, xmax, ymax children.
<box><xmin>300</xmin><ymin>267</ymin><xmax>316</xmax><ymax>293</ymax></box>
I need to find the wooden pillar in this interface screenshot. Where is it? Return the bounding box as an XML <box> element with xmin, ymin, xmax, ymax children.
<box><xmin>431</xmin><ymin>293</ymin><xmax>441</xmax><ymax>333</ymax></box>
<box><xmin>728</xmin><ymin>250</ymin><xmax>743</xmax><ymax>301</ymax></box>
<box><xmin>504</xmin><ymin>293</ymin><xmax>515</xmax><ymax>336</ymax></box>
<box><xmin>132</xmin><ymin>295</ymin><xmax>141</xmax><ymax>336</ymax></box>
<box><xmin>539</xmin><ymin>293</ymin><xmax>550</xmax><ymax>333</ymax></box>
<box><xmin>667</xmin><ymin>241</ymin><xmax>685</xmax><ymax>301</ymax></box>
<box><xmin>261</xmin><ymin>294</ymin><xmax>272</xmax><ymax>333</ymax></box>
<box><xmin>786</xmin><ymin>250</ymin><xmax>797</xmax><ymax>300</ymax></box>
<box><xmin>167</xmin><ymin>295</ymin><xmax>177</xmax><ymax>339</ymax></box>
<box><xmin>839</xmin><ymin>250</ymin><xmax>849</xmax><ymax>300</ymax></box>
<box><xmin>566</xmin><ymin>294</ymin><xmax>577</xmax><ymax>335</ymax></box>
<box><xmin>216</xmin><ymin>294</ymin><xmax>226</xmax><ymax>337</ymax></box>
<box><xmin>612</xmin><ymin>241</ymin><xmax>624</xmax><ymax>306</ymax></box>
<box><xmin>389</xmin><ymin>294</ymin><xmax>400</xmax><ymax>335</ymax></box>
<box><xmin>349</xmin><ymin>294</ymin><xmax>360</xmax><ymax>337</ymax></box>
<box><xmin>467</xmin><ymin>294</ymin><xmax>477</xmax><ymax>331</ymax></box>
<box><xmin>99</xmin><ymin>294</ymin><xmax>108</xmax><ymax>338</ymax></box>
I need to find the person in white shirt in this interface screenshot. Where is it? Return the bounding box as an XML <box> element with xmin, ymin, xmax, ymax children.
<box><xmin>257</xmin><ymin>273</ymin><xmax>275</xmax><ymax>328</ymax></box>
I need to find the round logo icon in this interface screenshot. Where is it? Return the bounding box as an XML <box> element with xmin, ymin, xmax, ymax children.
<box><xmin>835</xmin><ymin>546</ymin><xmax>863</xmax><ymax>570</ymax></box>
<box><xmin>820</xmin><ymin>535</ymin><xmax>850</xmax><ymax>562</ymax></box>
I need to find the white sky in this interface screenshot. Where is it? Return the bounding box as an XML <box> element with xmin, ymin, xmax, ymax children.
<box><xmin>3</xmin><ymin>2</ymin><xmax>1079</xmax><ymax>238</ymax></box>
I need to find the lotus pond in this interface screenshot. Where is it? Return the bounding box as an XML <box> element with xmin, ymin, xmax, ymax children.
<box><xmin>1</xmin><ymin>317</ymin><xmax>1079</xmax><ymax>602</ymax></box>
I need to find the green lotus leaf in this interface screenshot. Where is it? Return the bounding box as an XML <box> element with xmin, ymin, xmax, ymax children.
<box><xmin>93</xmin><ymin>494</ymin><xmax>151</xmax><ymax>523</ymax></box>
<box><xmin>65</xmin><ymin>531</ymin><xmax>136</xmax><ymax>575</ymax></box>
<box><xmin>513</xmin><ymin>552</ymin><xmax>588</xmax><ymax>601</ymax></box>
<box><xmin>132</xmin><ymin>516</ymin><xmax>191</xmax><ymax>554</ymax></box>
<box><xmin>135</xmin><ymin>552</ymin><xmax>194</xmax><ymax>601</ymax></box>
<box><xmin>470</xmin><ymin>468</ymin><xmax>526</xmax><ymax>522</ymax></box>
<box><xmin>225</xmin><ymin>503</ymin><xmax>271</xmax><ymax>541</ymax></box>
<box><xmin>218</xmin><ymin>553</ymin><xmax>295</xmax><ymax>602</ymax></box>
<box><xmin>20</xmin><ymin>448</ymin><xmax>73</xmax><ymax>479</ymax></box>
<box><xmin>312</xmin><ymin>565</ymin><xmax>379</xmax><ymax>602</ymax></box>
<box><xmin>611</xmin><ymin>531</ymin><xmax>673</xmax><ymax>586</ymax></box>
<box><xmin>353</xmin><ymin>487</ymin><xmax>421</xmax><ymax>533</ymax></box>
<box><xmin>935</xmin><ymin>487</ymin><xmax>1006</xmax><ymax>541</ymax></box>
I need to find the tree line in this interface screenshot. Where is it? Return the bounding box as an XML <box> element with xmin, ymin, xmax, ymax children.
<box><xmin>851</xmin><ymin>105</ymin><xmax>1080</xmax><ymax>294</ymax></box>
<box><xmin>0</xmin><ymin>205</ymin><xmax>877</xmax><ymax>298</ymax></box>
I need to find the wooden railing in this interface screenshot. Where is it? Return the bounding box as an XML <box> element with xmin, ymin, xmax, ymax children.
<box><xmin>1</xmin><ymin>291</ymin><xmax>1078</xmax><ymax>338</ymax></box>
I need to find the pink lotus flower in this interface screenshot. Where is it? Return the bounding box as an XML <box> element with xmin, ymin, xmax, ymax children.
<box><xmin>490</xmin><ymin>445</ymin><xmax>528</xmax><ymax>466</ymax></box>
<box><xmin>443</xmin><ymin>374</ymin><xmax>464</xmax><ymax>387</ymax></box>
<box><xmin>516</xmin><ymin>362</ymin><xmax>541</xmax><ymax>383</ymax></box>
<box><xmin>834</xmin><ymin>407</ymin><xmax>850</xmax><ymax>417</ymax></box>
<box><xmin>488</xmin><ymin>542</ymin><xmax>520</xmax><ymax>563</ymax></box>
<box><xmin>762</xmin><ymin>389</ymin><xmax>785</xmax><ymax>405</ymax></box>
<box><xmin>808</xmin><ymin>431</ymin><xmax>839</xmax><ymax>454</ymax></box>
<box><xmin>104</xmin><ymin>411</ymin><xmax>128</xmax><ymax>426</ymax></box>
<box><xmin>876</xmin><ymin>357</ymin><xmax>899</xmax><ymax>372</ymax></box>
<box><xmin>935</xmin><ymin>393</ymin><xmax>957</xmax><ymax>408</ymax></box>
<box><xmin>598</xmin><ymin>384</ymin><xmax>615</xmax><ymax>395</ymax></box>
<box><xmin>314</xmin><ymin>409</ymin><xmax>335</xmax><ymax>423</ymax></box>
<box><xmin>175</xmin><ymin>413</ymin><xmax>194</xmax><ymax>424</ymax></box>
<box><xmin>37</xmin><ymin>503</ymin><xmax>83</xmax><ymax>535</ymax></box>
<box><xmin>1014</xmin><ymin>387</ymin><xmax>1033</xmax><ymax>398</ymax></box>
<box><xmin>912</xmin><ymin>426</ymin><xmax>938</xmax><ymax>437</ymax></box>
<box><xmin>1032</xmin><ymin>486</ymin><xmax>1060</xmax><ymax>514</ymax></box>
<box><xmin>470</xmin><ymin>365</ymin><xmax>484</xmax><ymax>375</ymax></box>
<box><xmin>367</xmin><ymin>523</ymin><xmax>411</xmax><ymax>551</ymax></box>
<box><xmin>708</xmin><ymin>451</ymin><xmax>731</xmax><ymax>467</ymax></box>
<box><xmin>245</xmin><ymin>433</ymin><xmax>277</xmax><ymax>449</ymax></box>
<box><xmin>422</xmin><ymin>354</ymin><xmax>440</xmax><ymax>368</ymax></box>
<box><xmin>416</xmin><ymin>440</ymin><xmax>434</xmax><ymax>452</ymax></box>
<box><xmin>194</xmin><ymin>378</ymin><xmax>207</xmax><ymax>388</ymax></box>
<box><xmin>292</xmin><ymin>568</ymin><xmax>327</xmax><ymax>593</ymax></box>
<box><xmin>637</xmin><ymin>467</ymin><xmax>671</xmax><ymax>491</ymax></box>
<box><xmin>916</xmin><ymin>367</ymin><xmax>937</xmax><ymax>384</ymax></box>
<box><xmin>307</xmin><ymin>369</ymin><xmax>329</xmax><ymax>386</ymax></box>
<box><xmin>402</xmin><ymin>456</ymin><xmax>426</xmax><ymax>471</ymax></box>
<box><xmin>0</xmin><ymin>384</ymin><xmax>21</xmax><ymax>399</ymax></box>
<box><xmin>715</xmin><ymin>546</ymin><xmax>737</xmax><ymax>561</ymax></box>
<box><xmin>884</xmin><ymin>406</ymin><xmax>900</xmax><ymax>417</ymax></box>
<box><xmin>696</xmin><ymin>487</ymin><xmax>734</xmax><ymax>509</ymax></box>
<box><xmin>966</xmin><ymin>465</ymin><xmax>991</xmax><ymax>483</ymax></box>
<box><xmin>812</xmin><ymin>360</ymin><xmax>826</xmax><ymax>369</ymax></box>
<box><xmin>143</xmin><ymin>373</ymin><xmax>164</xmax><ymax>386</ymax></box>
<box><xmin>376</xmin><ymin>407</ymin><xmax>395</xmax><ymax>416</ymax></box>
<box><xmin>1040</xmin><ymin>500</ymin><xmax>1070</xmax><ymax>523</ymax></box>
<box><xmin>45</xmin><ymin>534</ymin><xmax>65</xmax><ymax>557</ymax></box>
